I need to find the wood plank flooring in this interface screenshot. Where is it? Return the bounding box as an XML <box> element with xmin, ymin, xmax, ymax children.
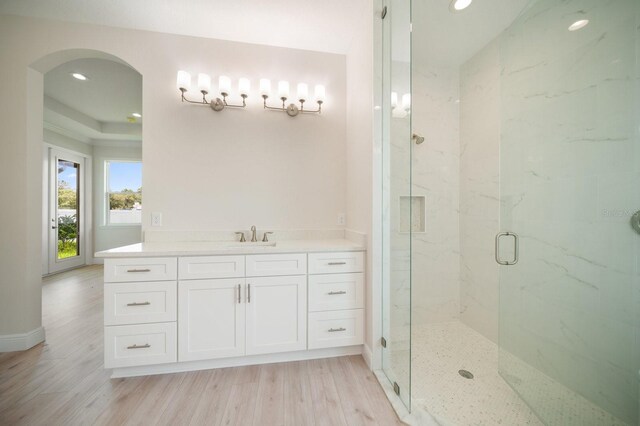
<box><xmin>0</xmin><ymin>265</ymin><xmax>403</xmax><ymax>426</ymax></box>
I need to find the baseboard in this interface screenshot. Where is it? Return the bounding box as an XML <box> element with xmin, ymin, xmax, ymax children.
<box><xmin>0</xmin><ymin>326</ymin><xmax>45</xmax><ymax>352</ymax></box>
<box><xmin>362</xmin><ymin>343</ymin><xmax>373</xmax><ymax>369</ymax></box>
<box><xmin>111</xmin><ymin>345</ymin><xmax>364</xmax><ymax>378</ymax></box>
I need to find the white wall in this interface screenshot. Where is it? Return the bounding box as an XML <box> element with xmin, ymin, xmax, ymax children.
<box><xmin>346</xmin><ymin>1</ymin><xmax>375</xmax><ymax>353</ymax></box>
<box><xmin>44</xmin><ymin>129</ymin><xmax>93</xmax><ymax>156</ymax></box>
<box><xmin>0</xmin><ymin>15</ymin><xmax>347</xmax><ymax>338</ymax></box>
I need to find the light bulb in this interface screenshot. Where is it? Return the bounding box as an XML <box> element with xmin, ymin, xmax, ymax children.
<box><xmin>219</xmin><ymin>75</ymin><xmax>231</xmax><ymax>95</ymax></box>
<box><xmin>402</xmin><ymin>93</ymin><xmax>411</xmax><ymax>110</ymax></box>
<box><xmin>176</xmin><ymin>70</ymin><xmax>191</xmax><ymax>91</ymax></box>
<box><xmin>314</xmin><ymin>84</ymin><xmax>326</xmax><ymax>103</ymax></box>
<box><xmin>239</xmin><ymin>78</ymin><xmax>250</xmax><ymax>97</ymax></box>
<box><xmin>278</xmin><ymin>81</ymin><xmax>290</xmax><ymax>99</ymax></box>
<box><xmin>260</xmin><ymin>79</ymin><xmax>271</xmax><ymax>97</ymax></box>
<box><xmin>297</xmin><ymin>83</ymin><xmax>309</xmax><ymax>102</ymax></box>
<box><xmin>197</xmin><ymin>73</ymin><xmax>211</xmax><ymax>93</ymax></box>
<box><xmin>391</xmin><ymin>92</ymin><xmax>398</xmax><ymax>108</ymax></box>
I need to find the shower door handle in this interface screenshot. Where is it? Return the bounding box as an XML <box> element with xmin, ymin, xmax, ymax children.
<box><xmin>495</xmin><ymin>232</ymin><xmax>519</xmax><ymax>265</ymax></box>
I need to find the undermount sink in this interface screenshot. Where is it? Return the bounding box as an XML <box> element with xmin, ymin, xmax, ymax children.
<box><xmin>221</xmin><ymin>241</ymin><xmax>277</xmax><ymax>248</ymax></box>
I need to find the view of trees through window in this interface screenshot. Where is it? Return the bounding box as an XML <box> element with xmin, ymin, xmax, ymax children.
<box><xmin>107</xmin><ymin>161</ymin><xmax>142</xmax><ymax>224</ymax></box>
<box><xmin>57</xmin><ymin>159</ymin><xmax>80</xmax><ymax>259</ymax></box>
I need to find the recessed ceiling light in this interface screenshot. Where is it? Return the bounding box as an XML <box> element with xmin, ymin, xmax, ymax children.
<box><xmin>71</xmin><ymin>73</ymin><xmax>87</xmax><ymax>81</ymax></box>
<box><xmin>450</xmin><ymin>0</ymin><xmax>472</xmax><ymax>12</ymax></box>
<box><xmin>131</xmin><ymin>112</ymin><xmax>142</xmax><ymax>118</ymax></box>
<box><xmin>568</xmin><ymin>19</ymin><xmax>589</xmax><ymax>31</ymax></box>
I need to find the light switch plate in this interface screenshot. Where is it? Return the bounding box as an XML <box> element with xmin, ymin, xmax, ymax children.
<box><xmin>151</xmin><ymin>212</ymin><xmax>162</xmax><ymax>227</ymax></box>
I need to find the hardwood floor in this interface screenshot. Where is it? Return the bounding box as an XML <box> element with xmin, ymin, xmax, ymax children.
<box><xmin>0</xmin><ymin>265</ymin><xmax>403</xmax><ymax>426</ymax></box>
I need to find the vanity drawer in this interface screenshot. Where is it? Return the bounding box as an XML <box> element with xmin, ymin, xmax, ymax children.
<box><xmin>104</xmin><ymin>257</ymin><xmax>177</xmax><ymax>283</ymax></box>
<box><xmin>308</xmin><ymin>309</ymin><xmax>364</xmax><ymax>349</ymax></box>
<box><xmin>104</xmin><ymin>322</ymin><xmax>177</xmax><ymax>368</ymax></box>
<box><xmin>246</xmin><ymin>253</ymin><xmax>307</xmax><ymax>277</ymax></box>
<box><xmin>104</xmin><ymin>281</ymin><xmax>177</xmax><ymax>326</ymax></box>
<box><xmin>308</xmin><ymin>252</ymin><xmax>364</xmax><ymax>275</ymax></box>
<box><xmin>309</xmin><ymin>273</ymin><xmax>364</xmax><ymax>312</ymax></box>
<box><xmin>179</xmin><ymin>255</ymin><xmax>245</xmax><ymax>280</ymax></box>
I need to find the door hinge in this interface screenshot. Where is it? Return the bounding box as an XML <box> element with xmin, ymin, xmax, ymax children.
<box><xmin>381</xmin><ymin>336</ymin><xmax>387</xmax><ymax>348</ymax></box>
<box><xmin>393</xmin><ymin>382</ymin><xmax>400</xmax><ymax>396</ymax></box>
<box><xmin>381</xmin><ymin>6</ymin><xmax>387</xmax><ymax>19</ymax></box>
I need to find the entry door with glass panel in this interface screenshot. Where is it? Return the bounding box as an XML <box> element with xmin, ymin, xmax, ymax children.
<box><xmin>48</xmin><ymin>148</ymin><xmax>85</xmax><ymax>273</ymax></box>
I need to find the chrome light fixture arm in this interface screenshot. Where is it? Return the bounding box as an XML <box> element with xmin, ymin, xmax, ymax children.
<box><xmin>179</xmin><ymin>88</ymin><xmax>247</xmax><ymax>112</ymax></box>
<box><xmin>262</xmin><ymin>95</ymin><xmax>322</xmax><ymax>117</ymax></box>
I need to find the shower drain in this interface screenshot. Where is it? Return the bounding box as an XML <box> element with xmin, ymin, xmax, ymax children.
<box><xmin>458</xmin><ymin>369</ymin><xmax>474</xmax><ymax>379</ymax></box>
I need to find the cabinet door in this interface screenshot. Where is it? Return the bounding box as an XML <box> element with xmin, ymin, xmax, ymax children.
<box><xmin>245</xmin><ymin>275</ymin><xmax>307</xmax><ymax>355</ymax></box>
<box><xmin>178</xmin><ymin>279</ymin><xmax>245</xmax><ymax>362</ymax></box>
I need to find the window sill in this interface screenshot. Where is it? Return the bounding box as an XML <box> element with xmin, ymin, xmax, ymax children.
<box><xmin>99</xmin><ymin>224</ymin><xmax>142</xmax><ymax>230</ymax></box>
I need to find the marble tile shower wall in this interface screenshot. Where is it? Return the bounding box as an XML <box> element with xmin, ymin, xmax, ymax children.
<box><xmin>386</xmin><ymin>60</ymin><xmax>462</xmax><ymax>334</ymax></box>
<box><xmin>411</xmin><ymin>66</ymin><xmax>461</xmax><ymax>325</ymax></box>
<box><xmin>459</xmin><ymin>40</ymin><xmax>501</xmax><ymax>344</ymax></box>
<box><xmin>497</xmin><ymin>0</ymin><xmax>639</xmax><ymax>423</ymax></box>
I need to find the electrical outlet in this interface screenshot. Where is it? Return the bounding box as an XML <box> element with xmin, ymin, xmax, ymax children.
<box><xmin>151</xmin><ymin>212</ymin><xmax>162</xmax><ymax>227</ymax></box>
<box><xmin>338</xmin><ymin>213</ymin><xmax>346</xmax><ymax>226</ymax></box>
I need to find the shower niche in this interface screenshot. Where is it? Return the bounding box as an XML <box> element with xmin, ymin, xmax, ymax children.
<box><xmin>399</xmin><ymin>195</ymin><xmax>425</xmax><ymax>233</ymax></box>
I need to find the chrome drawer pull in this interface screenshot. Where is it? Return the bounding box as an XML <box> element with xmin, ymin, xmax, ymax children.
<box><xmin>127</xmin><ymin>343</ymin><xmax>150</xmax><ymax>349</ymax></box>
<box><xmin>127</xmin><ymin>301</ymin><xmax>151</xmax><ymax>306</ymax></box>
<box><xmin>327</xmin><ymin>262</ymin><xmax>347</xmax><ymax>266</ymax></box>
<box><xmin>328</xmin><ymin>291</ymin><xmax>347</xmax><ymax>295</ymax></box>
<box><xmin>237</xmin><ymin>284</ymin><xmax>241</xmax><ymax>304</ymax></box>
<box><xmin>328</xmin><ymin>327</ymin><xmax>346</xmax><ymax>333</ymax></box>
<box><xmin>127</xmin><ymin>268</ymin><xmax>151</xmax><ymax>273</ymax></box>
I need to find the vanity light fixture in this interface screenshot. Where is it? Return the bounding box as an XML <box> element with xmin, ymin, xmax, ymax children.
<box><xmin>261</xmin><ymin>79</ymin><xmax>325</xmax><ymax>117</ymax></box>
<box><xmin>176</xmin><ymin>70</ymin><xmax>248</xmax><ymax>112</ymax></box>
<box><xmin>391</xmin><ymin>91</ymin><xmax>411</xmax><ymax>118</ymax></box>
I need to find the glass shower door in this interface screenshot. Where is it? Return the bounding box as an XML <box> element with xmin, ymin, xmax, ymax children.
<box><xmin>381</xmin><ymin>0</ymin><xmax>413</xmax><ymax>410</ymax></box>
<box><xmin>498</xmin><ymin>0</ymin><xmax>640</xmax><ymax>424</ymax></box>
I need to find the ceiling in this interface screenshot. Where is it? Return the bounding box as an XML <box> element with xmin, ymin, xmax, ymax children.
<box><xmin>393</xmin><ymin>0</ymin><xmax>532</xmax><ymax>67</ymax></box>
<box><xmin>0</xmin><ymin>0</ymin><xmax>370</xmax><ymax>55</ymax></box>
<box><xmin>44</xmin><ymin>58</ymin><xmax>142</xmax><ymax>144</ymax></box>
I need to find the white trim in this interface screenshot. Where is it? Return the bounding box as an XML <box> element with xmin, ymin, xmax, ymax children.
<box><xmin>0</xmin><ymin>327</ymin><xmax>46</xmax><ymax>352</ymax></box>
<box><xmin>362</xmin><ymin>343</ymin><xmax>373</xmax><ymax>369</ymax></box>
<box><xmin>91</xmin><ymin>139</ymin><xmax>141</xmax><ymax>148</ymax></box>
<box><xmin>110</xmin><ymin>345</ymin><xmax>363</xmax><ymax>378</ymax></box>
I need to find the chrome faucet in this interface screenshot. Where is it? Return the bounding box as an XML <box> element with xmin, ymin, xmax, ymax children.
<box><xmin>250</xmin><ymin>225</ymin><xmax>257</xmax><ymax>242</ymax></box>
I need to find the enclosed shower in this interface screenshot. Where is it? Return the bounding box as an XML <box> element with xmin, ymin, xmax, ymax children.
<box><xmin>380</xmin><ymin>0</ymin><xmax>640</xmax><ymax>424</ymax></box>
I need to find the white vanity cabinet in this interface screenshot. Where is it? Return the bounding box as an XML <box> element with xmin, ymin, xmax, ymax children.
<box><xmin>100</xmin><ymin>247</ymin><xmax>365</xmax><ymax>376</ymax></box>
<box><xmin>178</xmin><ymin>278</ymin><xmax>246</xmax><ymax>362</ymax></box>
<box><xmin>103</xmin><ymin>258</ymin><xmax>178</xmax><ymax>369</ymax></box>
<box><xmin>245</xmin><ymin>275</ymin><xmax>306</xmax><ymax>355</ymax></box>
<box><xmin>307</xmin><ymin>252</ymin><xmax>365</xmax><ymax>350</ymax></box>
<box><xmin>178</xmin><ymin>255</ymin><xmax>306</xmax><ymax>361</ymax></box>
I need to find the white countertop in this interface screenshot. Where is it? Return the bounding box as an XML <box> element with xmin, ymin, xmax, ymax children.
<box><xmin>94</xmin><ymin>239</ymin><xmax>365</xmax><ymax>258</ymax></box>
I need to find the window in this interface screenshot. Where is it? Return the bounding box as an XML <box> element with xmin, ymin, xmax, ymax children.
<box><xmin>105</xmin><ymin>161</ymin><xmax>142</xmax><ymax>225</ymax></box>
